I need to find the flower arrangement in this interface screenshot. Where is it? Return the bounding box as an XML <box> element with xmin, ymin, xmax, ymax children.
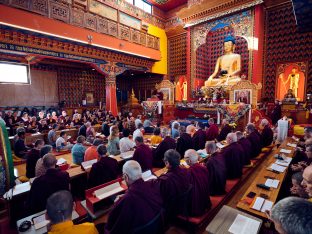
<box><xmin>229</xmin><ymin>122</ymin><xmax>237</xmax><ymax>130</ymax></box>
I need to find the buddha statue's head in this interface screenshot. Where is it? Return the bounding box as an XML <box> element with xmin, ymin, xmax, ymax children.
<box><xmin>224</xmin><ymin>35</ymin><xmax>236</xmax><ymax>53</ymax></box>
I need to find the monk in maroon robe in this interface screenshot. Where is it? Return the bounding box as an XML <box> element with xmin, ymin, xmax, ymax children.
<box><xmin>157</xmin><ymin>149</ymin><xmax>191</xmax><ymax>218</ymax></box>
<box><xmin>259</xmin><ymin>119</ymin><xmax>274</xmax><ymax>147</ymax></box>
<box><xmin>88</xmin><ymin>144</ymin><xmax>119</xmax><ymax>188</ymax></box>
<box><xmin>236</xmin><ymin>131</ymin><xmax>251</xmax><ymax>165</ymax></box>
<box><xmin>246</xmin><ymin>123</ymin><xmax>262</xmax><ymax>158</ymax></box>
<box><xmin>206</xmin><ymin>118</ymin><xmax>219</xmax><ymax>141</ymax></box>
<box><xmin>217</xmin><ymin>119</ymin><xmax>232</xmax><ymax>142</ymax></box>
<box><xmin>185</xmin><ymin>149</ymin><xmax>211</xmax><ymax>216</ymax></box>
<box><xmin>152</xmin><ymin>134</ymin><xmax>176</xmax><ymax>168</ymax></box>
<box><xmin>105</xmin><ymin>161</ymin><xmax>163</xmax><ymax>234</ymax></box>
<box><xmin>176</xmin><ymin>126</ymin><xmax>193</xmax><ymax>157</ymax></box>
<box><xmin>133</xmin><ymin>136</ymin><xmax>153</xmax><ymax>171</ymax></box>
<box><xmin>221</xmin><ymin>133</ymin><xmax>243</xmax><ymax>179</ymax></box>
<box><xmin>192</xmin><ymin>122</ymin><xmax>207</xmax><ymax>150</ymax></box>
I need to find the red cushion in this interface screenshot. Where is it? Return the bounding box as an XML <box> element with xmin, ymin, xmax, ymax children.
<box><xmin>242</xmin><ymin>167</ymin><xmax>251</xmax><ymax>175</ymax></box>
<box><xmin>225</xmin><ymin>179</ymin><xmax>240</xmax><ymax>192</ymax></box>
<box><xmin>210</xmin><ymin>195</ymin><xmax>225</xmax><ymax>208</ymax></box>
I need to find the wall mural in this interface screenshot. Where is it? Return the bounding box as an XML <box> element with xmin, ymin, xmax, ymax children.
<box><xmin>190</xmin><ymin>10</ymin><xmax>254</xmax><ymax>91</ymax></box>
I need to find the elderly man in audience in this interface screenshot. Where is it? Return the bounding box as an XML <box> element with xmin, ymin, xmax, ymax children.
<box><xmin>184</xmin><ymin>149</ymin><xmax>211</xmax><ymax>216</ymax></box>
<box><xmin>157</xmin><ymin>149</ymin><xmax>190</xmax><ymax>219</ymax></box>
<box><xmin>221</xmin><ymin>133</ymin><xmax>244</xmax><ymax>179</ymax></box>
<box><xmin>152</xmin><ymin>128</ymin><xmax>176</xmax><ymax>168</ymax></box>
<box><xmin>206</xmin><ymin>118</ymin><xmax>219</xmax><ymax>141</ymax></box>
<box><xmin>186</xmin><ymin>124</ymin><xmax>196</xmax><ymax>138</ymax></box>
<box><xmin>291</xmin><ymin>172</ymin><xmax>309</xmax><ymax>198</ymax></box>
<box><xmin>105</xmin><ymin>160</ymin><xmax>163</xmax><ymax>234</ymax></box>
<box><xmin>143</xmin><ymin>117</ymin><xmax>155</xmax><ymax>134</ymax></box>
<box><xmin>205</xmin><ymin>141</ymin><xmax>227</xmax><ymax>195</ymax></box>
<box><xmin>192</xmin><ymin>122</ymin><xmax>206</xmax><ymax>150</ymax></box>
<box><xmin>259</xmin><ymin>118</ymin><xmax>274</xmax><ymax>147</ymax></box>
<box><xmin>88</xmin><ymin>144</ymin><xmax>119</xmax><ymax>188</ymax></box>
<box><xmin>48</xmin><ymin>124</ymin><xmax>59</xmax><ymax>147</ymax></box>
<box><xmin>35</xmin><ymin>145</ymin><xmax>53</xmax><ymax>177</ymax></box>
<box><xmin>269</xmin><ymin>197</ymin><xmax>312</xmax><ymax>234</ymax></box>
<box><xmin>150</xmin><ymin>127</ymin><xmax>162</xmax><ymax>145</ymax></box>
<box><xmin>246</xmin><ymin>123</ymin><xmax>262</xmax><ymax>158</ymax></box>
<box><xmin>46</xmin><ymin>190</ymin><xmax>98</xmax><ymax>234</ymax></box>
<box><xmin>217</xmin><ymin>119</ymin><xmax>232</xmax><ymax>142</ymax></box>
<box><xmin>302</xmin><ymin>165</ymin><xmax>312</xmax><ymax>200</ymax></box>
<box><xmin>133</xmin><ymin>136</ymin><xmax>153</xmax><ymax>172</ymax></box>
<box><xmin>28</xmin><ymin>153</ymin><xmax>70</xmax><ymax>213</ymax></box>
<box><xmin>84</xmin><ymin>139</ymin><xmax>102</xmax><ymax>161</ymax></box>
<box><xmin>56</xmin><ymin>131</ymin><xmax>73</xmax><ymax>151</ymax></box>
<box><xmin>176</xmin><ymin>126</ymin><xmax>193</xmax><ymax>157</ymax></box>
<box><xmin>71</xmin><ymin>135</ymin><xmax>86</xmax><ymax>165</ymax></box>
<box><xmin>26</xmin><ymin>139</ymin><xmax>44</xmax><ymax>178</ymax></box>
<box><xmin>119</xmin><ymin>128</ymin><xmax>135</xmax><ymax>153</ymax></box>
<box><xmin>236</xmin><ymin>131</ymin><xmax>251</xmax><ymax>166</ymax></box>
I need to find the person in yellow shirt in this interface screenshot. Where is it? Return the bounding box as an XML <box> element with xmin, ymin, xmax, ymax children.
<box><xmin>47</xmin><ymin>190</ymin><xmax>98</xmax><ymax>234</ymax></box>
<box><xmin>150</xmin><ymin>127</ymin><xmax>162</xmax><ymax>145</ymax></box>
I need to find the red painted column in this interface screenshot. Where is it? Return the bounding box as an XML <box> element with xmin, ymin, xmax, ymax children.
<box><xmin>105</xmin><ymin>74</ymin><xmax>118</xmax><ymax>116</ymax></box>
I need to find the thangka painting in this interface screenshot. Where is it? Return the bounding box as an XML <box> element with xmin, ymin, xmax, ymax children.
<box><xmin>191</xmin><ymin>10</ymin><xmax>254</xmax><ymax>91</ymax></box>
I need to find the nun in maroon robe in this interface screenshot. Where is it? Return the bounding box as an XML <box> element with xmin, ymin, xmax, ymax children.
<box><xmin>152</xmin><ymin>135</ymin><xmax>176</xmax><ymax>168</ymax></box>
<box><xmin>206</xmin><ymin>152</ymin><xmax>227</xmax><ymax>195</ymax></box>
<box><xmin>221</xmin><ymin>142</ymin><xmax>243</xmax><ymax>179</ymax></box>
<box><xmin>246</xmin><ymin>130</ymin><xmax>262</xmax><ymax>158</ymax></box>
<box><xmin>192</xmin><ymin>122</ymin><xmax>207</xmax><ymax>150</ymax></box>
<box><xmin>206</xmin><ymin>123</ymin><xmax>219</xmax><ymax>141</ymax></box>
<box><xmin>176</xmin><ymin>126</ymin><xmax>193</xmax><ymax>157</ymax></box>
<box><xmin>237</xmin><ymin>135</ymin><xmax>252</xmax><ymax>165</ymax></box>
<box><xmin>105</xmin><ymin>179</ymin><xmax>163</xmax><ymax>234</ymax></box>
<box><xmin>217</xmin><ymin>123</ymin><xmax>232</xmax><ymax>142</ymax></box>
<box><xmin>187</xmin><ymin>160</ymin><xmax>211</xmax><ymax>216</ymax></box>
<box><xmin>261</xmin><ymin>125</ymin><xmax>274</xmax><ymax>147</ymax></box>
<box><xmin>133</xmin><ymin>137</ymin><xmax>153</xmax><ymax>172</ymax></box>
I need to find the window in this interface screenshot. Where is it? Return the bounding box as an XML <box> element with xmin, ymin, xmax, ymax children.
<box><xmin>0</xmin><ymin>62</ymin><xmax>30</xmax><ymax>84</ymax></box>
<box><xmin>128</xmin><ymin>0</ymin><xmax>152</xmax><ymax>14</ymax></box>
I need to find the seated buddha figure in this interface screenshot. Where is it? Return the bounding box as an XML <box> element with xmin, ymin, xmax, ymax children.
<box><xmin>205</xmin><ymin>35</ymin><xmax>241</xmax><ymax>87</ymax></box>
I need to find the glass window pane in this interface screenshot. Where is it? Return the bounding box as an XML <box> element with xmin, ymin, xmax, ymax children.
<box><xmin>143</xmin><ymin>2</ymin><xmax>152</xmax><ymax>14</ymax></box>
<box><xmin>135</xmin><ymin>0</ymin><xmax>144</xmax><ymax>9</ymax></box>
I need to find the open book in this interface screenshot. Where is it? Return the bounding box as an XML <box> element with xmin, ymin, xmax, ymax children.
<box><xmin>216</xmin><ymin>142</ymin><xmax>225</xmax><ymax>149</ymax></box>
<box><xmin>197</xmin><ymin>149</ymin><xmax>208</xmax><ymax>158</ymax></box>
<box><xmin>251</xmin><ymin>197</ymin><xmax>273</xmax><ymax>213</ymax></box>
<box><xmin>81</xmin><ymin>159</ymin><xmax>97</xmax><ymax>170</ymax></box>
<box><xmin>120</xmin><ymin>151</ymin><xmax>134</xmax><ymax>159</ymax></box>
<box><xmin>56</xmin><ymin>158</ymin><xmax>67</xmax><ymax>166</ymax></box>
<box><xmin>142</xmin><ymin>170</ymin><xmax>157</xmax><ymax>181</ymax></box>
<box><xmin>94</xmin><ymin>182</ymin><xmax>125</xmax><ymax>200</ymax></box>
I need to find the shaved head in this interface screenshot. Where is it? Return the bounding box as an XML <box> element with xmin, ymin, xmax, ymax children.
<box><xmin>184</xmin><ymin>149</ymin><xmax>199</xmax><ymax>165</ymax></box>
<box><xmin>302</xmin><ymin>165</ymin><xmax>312</xmax><ymax>198</ymax></box>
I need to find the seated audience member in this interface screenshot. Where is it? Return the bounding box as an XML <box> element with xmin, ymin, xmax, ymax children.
<box><xmin>291</xmin><ymin>145</ymin><xmax>312</xmax><ymax>172</ymax></box>
<box><xmin>119</xmin><ymin>128</ymin><xmax>135</xmax><ymax>153</ymax></box>
<box><xmin>246</xmin><ymin>123</ymin><xmax>262</xmax><ymax>158</ymax></box>
<box><xmin>236</xmin><ymin>131</ymin><xmax>251</xmax><ymax>165</ymax></box>
<box><xmin>78</xmin><ymin>122</ymin><xmax>87</xmax><ymax>137</ymax></box>
<box><xmin>133</xmin><ymin>136</ymin><xmax>153</xmax><ymax>171</ymax></box>
<box><xmin>186</xmin><ymin>124</ymin><xmax>196</xmax><ymax>138</ymax></box>
<box><xmin>51</xmin><ymin>111</ymin><xmax>58</xmax><ymax>121</ymax></box>
<box><xmin>107</xmin><ymin>126</ymin><xmax>120</xmax><ymax>155</ymax></box>
<box><xmin>221</xmin><ymin>133</ymin><xmax>244</xmax><ymax>179</ymax></box>
<box><xmin>58</xmin><ymin>110</ymin><xmax>67</xmax><ymax>123</ymax></box>
<box><xmin>176</xmin><ymin>126</ymin><xmax>193</xmax><ymax>157</ymax></box>
<box><xmin>184</xmin><ymin>149</ymin><xmax>211</xmax><ymax>216</ymax></box>
<box><xmin>48</xmin><ymin>124</ymin><xmax>59</xmax><ymax>147</ymax></box>
<box><xmin>38</xmin><ymin>119</ymin><xmax>49</xmax><ymax>132</ymax></box>
<box><xmin>35</xmin><ymin>145</ymin><xmax>53</xmax><ymax>177</ymax></box>
<box><xmin>150</xmin><ymin>127</ymin><xmax>162</xmax><ymax>145</ymax></box>
<box><xmin>86</xmin><ymin>122</ymin><xmax>96</xmax><ymax>143</ymax></box>
<box><xmin>28</xmin><ymin>154</ymin><xmax>70</xmax><ymax>213</ymax></box>
<box><xmin>46</xmin><ymin>113</ymin><xmax>56</xmax><ymax>126</ymax></box>
<box><xmin>101</xmin><ymin>120</ymin><xmax>110</xmax><ymax>137</ymax></box>
<box><xmin>217</xmin><ymin>119</ymin><xmax>232</xmax><ymax>142</ymax></box>
<box><xmin>128</xmin><ymin>117</ymin><xmax>136</xmax><ymax>134</ymax></box>
<box><xmin>26</xmin><ymin>139</ymin><xmax>44</xmax><ymax>178</ymax></box>
<box><xmin>291</xmin><ymin>172</ymin><xmax>309</xmax><ymax>198</ymax></box>
<box><xmin>46</xmin><ymin>190</ymin><xmax>98</xmax><ymax>234</ymax></box>
<box><xmin>133</xmin><ymin>123</ymin><xmax>144</xmax><ymax>141</ymax></box>
<box><xmin>302</xmin><ymin>165</ymin><xmax>312</xmax><ymax>199</ymax></box>
<box><xmin>205</xmin><ymin>141</ymin><xmax>227</xmax><ymax>195</ymax></box>
<box><xmin>56</xmin><ymin>131</ymin><xmax>73</xmax><ymax>151</ymax></box>
<box><xmin>269</xmin><ymin>197</ymin><xmax>312</xmax><ymax>234</ymax></box>
<box><xmin>143</xmin><ymin>118</ymin><xmax>154</xmax><ymax>133</ymax></box>
<box><xmin>84</xmin><ymin>139</ymin><xmax>102</xmax><ymax>161</ymax></box>
<box><xmin>105</xmin><ymin>161</ymin><xmax>163</xmax><ymax>234</ymax></box>
<box><xmin>71</xmin><ymin>136</ymin><xmax>86</xmax><ymax>165</ymax></box>
<box><xmin>134</xmin><ymin>115</ymin><xmax>142</xmax><ymax>129</ymax></box>
<box><xmin>171</xmin><ymin>118</ymin><xmax>180</xmax><ymax>133</ymax></box>
<box><xmin>14</xmin><ymin>131</ymin><xmax>29</xmax><ymax>158</ymax></box>
<box><xmin>21</xmin><ymin>112</ymin><xmax>30</xmax><ymax>126</ymax></box>
<box><xmin>13</xmin><ymin>127</ymin><xmax>25</xmax><ymax>143</ymax></box>
<box><xmin>152</xmin><ymin>128</ymin><xmax>176</xmax><ymax>168</ymax></box>
<box><xmin>157</xmin><ymin>149</ymin><xmax>190</xmax><ymax>218</ymax></box>
<box><xmin>259</xmin><ymin>118</ymin><xmax>274</xmax><ymax>147</ymax></box>
<box><xmin>192</xmin><ymin>122</ymin><xmax>206</xmax><ymax>150</ymax></box>
<box><xmin>206</xmin><ymin>118</ymin><xmax>219</xmax><ymax>141</ymax></box>
<box><xmin>171</xmin><ymin>122</ymin><xmax>180</xmax><ymax>139</ymax></box>
<box><xmin>88</xmin><ymin>144</ymin><xmax>119</xmax><ymax>188</ymax></box>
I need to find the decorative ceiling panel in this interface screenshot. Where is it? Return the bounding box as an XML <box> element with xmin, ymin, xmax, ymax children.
<box><xmin>146</xmin><ymin>0</ymin><xmax>187</xmax><ymax>12</ymax></box>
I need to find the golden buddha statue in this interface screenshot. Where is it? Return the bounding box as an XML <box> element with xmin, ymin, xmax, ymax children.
<box><xmin>205</xmin><ymin>35</ymin><xmax>241</xmax><ymax>87</ymax></box>
<box><xmin>128</xmin><ymin>88</ymin><xmax>139</xmax><ymax>104</ymax></box>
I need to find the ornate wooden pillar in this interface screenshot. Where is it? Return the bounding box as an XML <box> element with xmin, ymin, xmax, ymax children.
<box><xmin>92</xmin><ymin>62</ymin><xmax>126</xmax><ymax>116</ymax></box>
